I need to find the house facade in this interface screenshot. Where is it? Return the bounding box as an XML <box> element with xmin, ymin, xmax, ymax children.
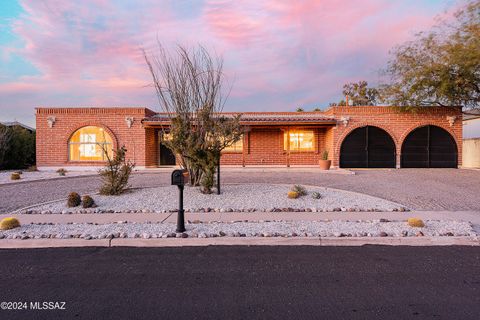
<box><xmin>35</xmin><ymin>106</ymin><xmax>462</xmax><ymax>170</ymax></box>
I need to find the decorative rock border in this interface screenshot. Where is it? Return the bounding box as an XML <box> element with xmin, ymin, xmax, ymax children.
<box><xmin>0</xmin><ymin>220</ymin><xmax>473</xmax><ymax>240</ymax></box>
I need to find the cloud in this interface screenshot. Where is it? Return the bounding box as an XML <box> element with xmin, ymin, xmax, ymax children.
<box><xmin>0</xmin><ymin>0</ymin><xmax>451</xmax><ymax>125</ymax></box>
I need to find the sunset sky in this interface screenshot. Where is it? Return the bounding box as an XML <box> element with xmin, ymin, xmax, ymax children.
<box><xmin>0</xmin><ymin>0</ymin><xmax>456</xmax><ymax>127</ymax></box>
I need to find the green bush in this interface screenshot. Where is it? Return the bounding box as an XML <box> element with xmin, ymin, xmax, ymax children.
<box><xmin>291</xmin><ymin>185</ymin><xmax>307</xmax><ymax>197</ymax></box>
<box><xmin>57</xmin><ymin>168</ymin><xmax>67</xmax><ymax>176</ymax></box>
<box><xmin>26</xmin><ymin>165</ymin><xmax>37</xmax><ymax>172</ymax></box>
<box><xmin>312</xmin><ymin>192</ymin><xmax>322</xmax><ymax>199</ymax></box>
<box><xmin>82</xmin><ymin>195</ymin><xmax>95</xmax><ymax>208</ymax></box>
<box><xmin>0</xmin><ymin>125</ymin><xmax>35</xmax><ymax>170</ymax></box>
<box><xmin>0</xmin><ymin>217</ymin><xmax>20</xmax><ymax>230</ymax></box>
<box><xmin>99</xmin><ymin>146</ymin><xmax>134</xmax><ymax>195</ymax></box>
<box><xmin>67</xmin><ymin>192</ymin><xmax>81</xmax><ymax>207</ymax></box>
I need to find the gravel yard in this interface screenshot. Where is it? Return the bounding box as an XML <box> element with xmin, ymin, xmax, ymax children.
<box><xmin>0</xmin><ymin>170</ymin><xmax>95</xmax><ymax>184</ymax></box>
<box><xmin>24</xmin><ymin>184</ymin><xmax>407</xmax><ymax>214</ymax></box>
<box><xmin>0</xmin><ymin>220</ymin><xmax>475</xmax><ymax>240</ymax></box>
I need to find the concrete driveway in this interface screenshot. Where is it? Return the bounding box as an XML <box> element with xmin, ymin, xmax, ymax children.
<box><xmin>0</xmin><ymin>168</ymin><xmax>479</xmax><ymax>213</ymax></box>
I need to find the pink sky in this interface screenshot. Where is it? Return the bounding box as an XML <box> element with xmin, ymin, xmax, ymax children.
<box><xmin>0</xmin><ymin>0</ymin><xmax>454</xmax><ymax>126</ymax></box>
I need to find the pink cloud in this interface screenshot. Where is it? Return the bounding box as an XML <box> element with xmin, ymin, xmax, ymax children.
<box><xmin>0</xmin><ymin>0</ymin><xmax>453</xmax><ymax>125</ymax></box>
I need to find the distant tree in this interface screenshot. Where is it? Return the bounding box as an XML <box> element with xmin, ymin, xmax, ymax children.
<box><xmin>380</xmin><ymin>0</ymin><xmax>480</xmax><ymax>113</ymax></box>
<box><xmin>313</xmin><ymin>107</ymin><xmax>321</xmax><ymax>111</ymax></box>
<box><xmin>0</xmin><ymin>125</ymin><xmax>12</xmax><ymax>168</ymax></box>
<box><xmin>296</xmin><ymin>107</ymin><xmax>305</xmax><ymax>112</ymax></box>
<box><xmin>342</xmin><ymin>80</ymin><xmax>379</xmax><ymax>106</ymax></box>
<box><xmin>0</xmin><ymin>126</ymin><xmax>35</xmax><ymax>170</ymax></box>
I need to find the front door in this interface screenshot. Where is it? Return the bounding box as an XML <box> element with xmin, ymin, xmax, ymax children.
<box><xmin>159</xmin><ymin>132</ymin><xmax>176</xmax><ymax>166</ymax></box>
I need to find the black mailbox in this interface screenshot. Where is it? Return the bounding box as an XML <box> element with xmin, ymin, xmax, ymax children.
<box><xmin>171</xmin><ymin>169</ymin><xmax>186</xmax><ymax>186</ymax></box>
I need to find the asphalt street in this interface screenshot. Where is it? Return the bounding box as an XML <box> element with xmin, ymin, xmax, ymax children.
<box><xmin>0</xmin><ymin>246</ymin><xmax>479</xmax><ymax>319</ymax></box>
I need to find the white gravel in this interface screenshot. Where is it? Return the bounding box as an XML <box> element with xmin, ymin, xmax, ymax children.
<box><xmin>0</xmin><ymin>170</ymin><xmax>95</xmax><ymax>185</ymax></box>
<box><xmin>26</xmin><ymin>184</ymin><xmax>408</xmax><ymax>214</ymax></box>
<box><xmin>0</xmin><ymin>220</ymin><xmax>475</xmax><ymax>240</ymax></box>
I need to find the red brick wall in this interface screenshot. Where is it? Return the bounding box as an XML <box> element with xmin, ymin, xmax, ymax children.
<box><xmin>36</xmin><ymin>107</ymin><xmax>155</xmax><ymax>169</ymax></box>
<box><xmin>36</xmin><ymin>106</ymin><xmax>463</xmax><ymax>168</ymax></box>
<box><xmin>330</xmin><ymin>106</ymin><xmax>463</xmax><ymax>168</ymax></box>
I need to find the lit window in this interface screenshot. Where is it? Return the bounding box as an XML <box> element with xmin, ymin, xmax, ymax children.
<box><xmin>69</xmin><ymin>126</ymin><xmax>113</xmax><ymax>161</ymax></box>
<box><xmin>223</xmin><ymin>136</ymin><xmax>243</xmax><ymax>153</ymax></box>
<box><xmin>284</xmin><ymin>130</ymin><xmax>314</xmax><ymax>151</ymax></box>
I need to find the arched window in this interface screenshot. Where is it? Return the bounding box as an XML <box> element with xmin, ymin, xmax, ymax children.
<box><xmin>68</xmin><ymin>126</ymin><xmax>113</xmax><ymax>161</ymax></box>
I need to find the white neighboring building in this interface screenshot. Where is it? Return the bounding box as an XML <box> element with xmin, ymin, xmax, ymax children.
<box><xmin>463</xmin><ymin>112</ymin><xmax>480</xmax><ymax>168</ymax></box>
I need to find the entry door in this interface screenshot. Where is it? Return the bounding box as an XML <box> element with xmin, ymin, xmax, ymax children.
<box><xmin>401</xmin><ymin>125</ymin><xmax>457</xmax><ymax>168</ymax></box>
<box><xmin>340</xmin><ymin>126</ymin><xmax>396</xmax><ymax>168</ymax></box>
<box><xmin>159</xmin><ymin>132</ymin><xmax>176</xmax><ymax>166</ymax></box>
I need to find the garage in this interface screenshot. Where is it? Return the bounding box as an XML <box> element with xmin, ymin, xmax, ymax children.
<box><xmin>340</xmin><ymin>126</ymin><xmax>396</xmax><ymax>168</ymax></box>
<box><xmin>401</xmin><ymin>125</ymin><xmax>457</xmax><ymax>168</ymax></box>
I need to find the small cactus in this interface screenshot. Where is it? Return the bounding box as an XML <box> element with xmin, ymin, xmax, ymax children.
<box><xmin>10</xmin><ymin>172</ymin><xmax>21</xmax><ymax>180</ymax></box>
<box><xmin>407</xmin><ymin>218</ymin><xmax>425</xmax><ymax>228</ymax></box>
<box><xmin>67</xmin><ymin>192</ymin><xmax>81</xmax><ymax>207</ymax></box>
<box><xmin>82</xmin><ymin>195</ymin><xmax>95</xmax><ymax>208</ymax></box>
<box><xmin>291</xmin><ymin>185</ymin><xmax>307</xmax><ymax>196</ymax></box>
<box><xmin>312</xmin><ymin>192</ymin><xmax>322</xmax><ymax>199</ymax></box>
<box><xmin>56</xmin><ymin>168</ymin><xmax>67</xmax><ymax>176</ymax></box>
<box><xmin>288</xmin><ymin>191</ymin><xmax>299</xmax><ymax>199</ymax></box>
<box><xmin>0</xmin><ymin>217</ymin><xmax>20</xmax><ymax>230</ymax></box>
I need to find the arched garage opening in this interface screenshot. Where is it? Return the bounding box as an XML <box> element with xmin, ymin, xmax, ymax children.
<box><xmin>401</xmin><ymin>125</ymin><xmax>457</xmax><ymax>168</ymax></box>
<box><xmin>340</xmin><ymin>126</ymin><xmax>396</xmax><ymax>168</ymax></box>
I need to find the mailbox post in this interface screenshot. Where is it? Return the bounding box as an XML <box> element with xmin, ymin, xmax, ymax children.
<box><xmin>171</xmin><ymin>169</ymin><xmax>187</xmax><ymax>233</ymax></box>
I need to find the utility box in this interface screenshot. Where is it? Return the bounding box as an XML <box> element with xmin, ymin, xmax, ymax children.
<box><xmin>171</xmin><ymin>169</ymin><xmax>186</xmax><ymax>186</ymax></box>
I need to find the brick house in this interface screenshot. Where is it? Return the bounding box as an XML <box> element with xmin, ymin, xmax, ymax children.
<box><xmin>35</xmin><ymin>106</ymin><xmax>462</xmax><ymax>170</ymax></box>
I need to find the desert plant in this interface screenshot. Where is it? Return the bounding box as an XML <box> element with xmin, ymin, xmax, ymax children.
<box><xmin>10</xmin><ymin>172</ymin><xmax>21</xmax><ymax>180</ymax></box>
<box><xmin>99</xmin><ymin>146</ymin><xmax>135</xmax><ymax>195</ymax></box>
<box><xmin>407</xmin><ymin>218</ymin><xmax>425</xmax><ymax>228</ymax></box>
<box><xmin>312</xmin><ymin>192</ymin><xmax>322</xmax><ymax>199</ymax></box>
<box><xmin>57</xmin><ymin>168</ymin><xmax>67</xmax><ymax>176</ymax></box>
<box><xmin>26</xmin><ymin>165</ymin><xmax>37</xmax><ymax>172</ymax></box>
<box><xmin>0</xmin><ymin>217</ymin><xmax>20</xmax><ymax>230</ymax></box>
<box><xmin>144</xmin><ymin>44</ymin><xmax>242</xmax><ymax>194</ymax></box>
<box><xmin>288</xmin><ymin>191</ymin><xmax>299</xmax><ymax>199</ymax></box>
<box><xmin>321</xmin><ymin>150</ymin><xmax>329</xmax><ymax>160</ymax></box>
<box><xmin>0</xmin><ymin>125</ymin><xmax>35</xmax><ymax>170</ymax></box>
<box><xmin>67</xmin><ymin>192</ymin><xmax>81</xmax><ymax>207</ymax></box>
<box><xmin>82</xmin><ymin>195</ymin><xmax>95</xmax><ymax>208</ymax></box>
<box><xmin>291</xmin><ymin>185</ymin><xmax>307</xmax><ymax>197</ymax></box>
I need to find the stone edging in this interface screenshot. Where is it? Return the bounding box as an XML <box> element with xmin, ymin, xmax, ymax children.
<box><xmin>0</xmin><ymin>236</ymin><xmax>478</xmax><ymax>249</ymax></box>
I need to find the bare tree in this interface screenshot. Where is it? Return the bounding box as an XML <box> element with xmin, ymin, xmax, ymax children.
<box><xmin>144</xmin><ymin>44</ymin><xmax>242</xmax><ymax>193</ymax></box>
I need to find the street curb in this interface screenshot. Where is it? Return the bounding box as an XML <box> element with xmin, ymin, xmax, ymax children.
<box><xmin>0</xmin><ymin>236</ymin><xmax>478</xmax><ymax>249</ymax></box>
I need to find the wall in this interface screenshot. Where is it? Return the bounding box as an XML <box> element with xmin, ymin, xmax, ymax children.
<box><xmin>330</xmin><ymin>106</ymin><xmax>463</xmax><ymax>168</ymax></box>
<box><xmin>36</xmin><ymin>108</ymin><xmax>155</xmax><ymax>169</ymax></box>
<box><xmin>462</xmin><ymin>138</ymin><xmax>480</xmax><ymax>168</ymax></box>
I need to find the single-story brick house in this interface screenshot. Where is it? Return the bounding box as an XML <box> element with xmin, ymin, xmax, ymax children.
<box><xmin>35</xmin><ymin>106</ymin><xmax>462</xmax><ymax>170</ymax></box>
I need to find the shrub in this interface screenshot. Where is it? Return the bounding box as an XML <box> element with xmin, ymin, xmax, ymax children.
<box><xmin>57</xmin><ymin>168</ymin><xmax>67</xmax><ymax>176</ymax></box>
<box><xmin>0</xmin><ymin>125</ymin><xmax>35</xmax><ymax>170</ymax></box>
<box><xmin>99</xmin><ymin>146</ymin><xmax>135</xmax><ymax>195</ymax></box>
<box><xmin>67</xmin><ymin>192</ymin><xmax>81</xmax><ymax>207</ymax></box>
<box><xmin>312</xmin><ymin>192</ymin><xmax>322</xmax><ymax>199</ymax></box>
<box><xmin>26</xmin><ymin>165</ymin><xmax>37</xmax><ymax>172</ymax></box>
<box><xmin>321</xmin><ymin>150</ymin><xmax>329</xmax><ymax>160</ymax></box>
<box><xmin>291</xmin><ymin>185</ymin><xmax>307</xmax><ymax>197</ymax></box>
<box><xmin>407</xmin><ymin>218</ymin><xmax>425</xmax><ymax>228</ymax></box>
<box><xmin>0</xmin><ymin>217</ymin><xmax>20</xmax><ymax>230</ymax></box>
<box><xmin>82</xmin><ymin>195</ymin><xmax>95</xmax><ymax>208</ymax></box>
<box><xmin>288</xmin><ymin>191</ymin><xmax>299</xmax><ymax>199</ymax></box>
<box><xmin>10</xmin><ymin>172</ymin><xmax>21</xmax><ymax>180</ymax></box>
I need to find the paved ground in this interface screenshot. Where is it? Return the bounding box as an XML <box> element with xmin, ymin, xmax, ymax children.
<box><xmin>1</xmin><ymin>169</ymin><xmax>479</xmax><ymax>213</ymax></box>
<box><xmin>0</xmin><ymin>246</ymin><xmax>479</xmax><ymax>320</ymax></box>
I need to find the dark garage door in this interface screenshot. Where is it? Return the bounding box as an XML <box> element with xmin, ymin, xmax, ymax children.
<box><xmin>401</xmin><ymin>125</ymin><xmax>457</xmax><ymax>168</ymax></box>
<box><xmin>340</xmin><ymin>126</ymin><xmax>396</xmax><ymax>168</ymax></box>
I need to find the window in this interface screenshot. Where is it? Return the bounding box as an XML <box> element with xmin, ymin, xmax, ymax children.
<box><xmin>69</xmin><ymin>126</ymin><xmax>113</xmax><ymax>161</ymax></box>
<box><xmin>223</xmin><ymin>136</ymin><xmax>243</xmax><ymax>153</ymax></box>
<box><xmin>284</xmin><ymin>130</ymin><xmax>314</xmax><ymax>151</ymax></box>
